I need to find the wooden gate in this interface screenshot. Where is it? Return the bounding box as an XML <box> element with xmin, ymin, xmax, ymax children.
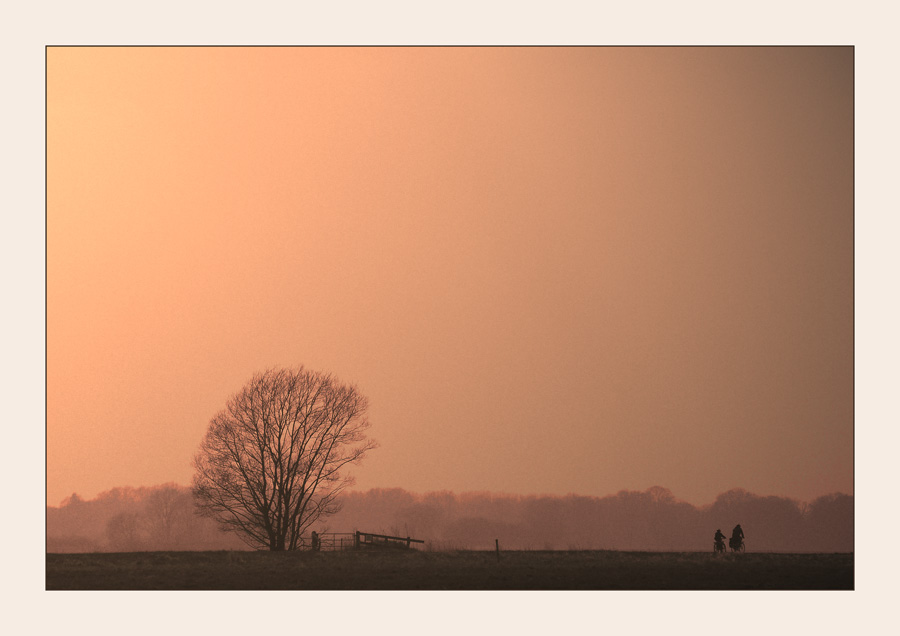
<box><xmin>306</xmin><ymin>531</ymin><xmax>425</xmax><ymax>550</ymax></box>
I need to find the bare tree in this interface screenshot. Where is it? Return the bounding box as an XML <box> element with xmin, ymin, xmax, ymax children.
<box><xmin>106</xmin><ymin>512</ymin><xmax>143</xmax><ymax>551</ymax></box>
<box><xmin>192</xmin><ymin>366</ymin><xmax>377</xmax><ymax>551</ymax></box>
<box><xmin>143</xmin><ymin>483</ymin><xmax>183</xmax><ymax>549</ymax></box>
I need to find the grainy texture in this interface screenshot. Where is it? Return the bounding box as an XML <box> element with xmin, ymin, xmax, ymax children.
<box><xmin>46</xmin><ymin>550</ymin><xmax>853</xmax><ymax>590</ymax></box>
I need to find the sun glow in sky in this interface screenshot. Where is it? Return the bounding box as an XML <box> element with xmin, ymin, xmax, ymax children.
<box><xmin>47</xmin><ymin>46</ymin><xmax>852</xmax><ymax>507</ymax></box>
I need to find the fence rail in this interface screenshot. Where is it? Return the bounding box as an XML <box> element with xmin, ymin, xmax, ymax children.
<box><xmin>356</xmin><ymin>531</ymin><xmax>425</xmax><ymax>550</ymax></box>
<box><xmin>306</xmin><ymin>533</ymin><xmax>356</xmax><ymax>551</ymax></box>
<box><xmin>306</xmin><ymin>531</ymin><xmax>425</xmax><ymax>551</ymax></box>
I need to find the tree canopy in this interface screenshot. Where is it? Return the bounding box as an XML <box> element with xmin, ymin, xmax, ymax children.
<box><xmin>192</xmin><ymin>366</ymin><xmax>376</xmax><ymax>550</ymax></box>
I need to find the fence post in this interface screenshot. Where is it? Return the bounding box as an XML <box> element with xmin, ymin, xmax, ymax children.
<box><xmin>495</xmin><ymin>538</ymin><xmax>500</xmax><ymax>562</ymax></box>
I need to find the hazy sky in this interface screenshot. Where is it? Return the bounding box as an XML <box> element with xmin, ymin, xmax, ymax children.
<box><xmin>47</xmin><ymin>46</ymin><xmax>852</xmax><ymax>507</ymax></box>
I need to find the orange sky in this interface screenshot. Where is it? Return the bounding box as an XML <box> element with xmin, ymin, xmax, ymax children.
<box><xmin>47</xmin><ymin>47</ymin><xmax>852</xmax><ymax>507</ymax></box>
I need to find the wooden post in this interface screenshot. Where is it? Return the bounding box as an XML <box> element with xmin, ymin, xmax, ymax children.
<box><xmin>495</xmin><ymin>538</ymin><xmax>500</xmax><ymax>562</ymax></box>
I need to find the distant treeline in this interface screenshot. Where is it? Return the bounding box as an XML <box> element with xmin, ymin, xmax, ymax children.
<box><xmin>47</xmin><ymin>485</ymin><xmax>245</xmax><ymax>553</ymax></box>
<box><xmin>47</xmin><ymin>485</ymin><xmax>852</xmax><ymax>553</ymax></box>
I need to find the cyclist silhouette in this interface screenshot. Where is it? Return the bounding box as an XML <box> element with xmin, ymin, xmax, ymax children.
<box><xmin>730</xmin><ymin>524</ymin><xmax>744</xmax><ymax>550</ymax></box>
<box><xmin>714</xmin><ymin>529</ymin><xmax>727</xmax><ymax>552</ymax></box>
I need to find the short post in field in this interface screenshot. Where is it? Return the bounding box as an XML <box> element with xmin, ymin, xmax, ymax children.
<box><xmin>496</xmin><ymin>538</ymin><xmax>500</xmax><ymax>562</ymax></box>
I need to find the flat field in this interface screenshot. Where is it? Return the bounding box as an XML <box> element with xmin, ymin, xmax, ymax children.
<box><xmin>46</xmin><ymin>549</ymin><xmax>852</xmax><ymax>590</ymax></box>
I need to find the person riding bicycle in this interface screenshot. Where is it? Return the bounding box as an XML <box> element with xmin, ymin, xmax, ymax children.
<box><xmin>730</xmin><ymin>524</ymin><xmax>744</xmax><ymax>549</ymax></box>
<box><xmin>714</xmin><ymin>529</ymin><xmax>727</xmax><ymax>551</ymax></box>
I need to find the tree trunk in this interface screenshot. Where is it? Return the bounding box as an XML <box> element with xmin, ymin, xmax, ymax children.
<box><xmin>271</xmin><ymin>535</ymin><xmax>286</xmax><ymax>551</ymax></box>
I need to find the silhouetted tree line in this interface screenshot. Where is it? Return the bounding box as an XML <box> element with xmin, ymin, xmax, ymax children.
<box><xmin>47</xmin><ymin>484</ymin><xmax>852</xmax><ymax>553</ymax></box>
<box><xmin>47</xmin><ymin>484</ymin><xmax>245</xmax><ymax>553</ymax></box>
<box><xmin>325</xmin><ymin>487</ymin><xmax>852</xmax><ymax>553</ymax></box>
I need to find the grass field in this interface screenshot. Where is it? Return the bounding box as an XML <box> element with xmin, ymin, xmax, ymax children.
<box><xmin>46</xmin><ymin>549</ymin><xmax>853</xmax><ymax>590</ymax></box>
